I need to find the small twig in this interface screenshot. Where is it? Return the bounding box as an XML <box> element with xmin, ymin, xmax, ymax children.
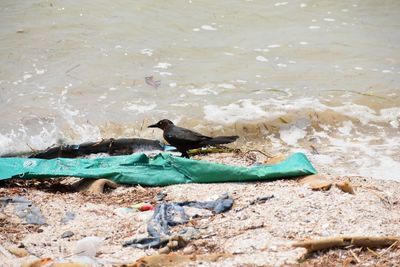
<box><xmin>350</xmin><ymin>249</ymin><xmax>361</xmax><ymax>263</ymax></box>
<box><xmin>367</xmin><ymin>247</ymin><xmax>380</xmax><ymax>257</ymax></box>
<box><xmin>26</xmin><ymin>143</ymin><xmax>37</xmax><ymax>153</ymax></box>
<box><xmin>380</xmin><ymin>240</ymin><xmax>398</xmax><ymax>257</ymax></box>
<box><xmin>242</xmin><ymin>223</ymin><xmax>265</xmax><ymax>231</ymax></box>
<box><xmin>200</xmin><ymin>233</ymin><xmax>217</xmax><ymax>239</ymax></box>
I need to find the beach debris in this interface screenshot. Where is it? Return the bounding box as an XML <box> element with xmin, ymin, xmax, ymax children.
<box><xmin>0</xmin><ymin>152</ymin><xmax>316</xmax><ymax>186</ymax></box>
<box><xmin>114</xmin><ymin>203</ymin><xmax>155</xmax><ymax>217</ymax></box>
<box><xmin>122</xmin><ymin>253</ymin><xmax>229</xmax><ymax>267</ymax></box>
<box><xmin>145</xmin><ymin>75</ymin><xmax>161</xmax><ymax>89</ymax></box>
<box><xmin>235</xmin><ymin>195</ymin><xmax>274</xmax><ymax>212</ymax></box>
<box><xmin>72</xmin><ymin>178</ymin><xmax>118</xmax><ymax>194</ymax></box>
<box><xmin>74</xmin><ymin>236</ymin><xmax>104</xmax><ymax>257</ymax></box>
<box><xmin>175</xmin><ymin>193</ymin><xmax>233</xmax><ymax>214</ymax></box>
<box><xmin>279</xmin><ymin>117</ymin><xmax>289</xmax><ymax>124</ymax></box>
<box><xmin>123</xmin><ymin>194</ymin><xmax>233</xmax><ymax>249</ymax></box>
<box><xmin>299</xmin><ymin>175</ymin><xmax>355</xmax><ymax>194</ymax></box>
<box><xmin>7</xmin><ymin>246</ymin><xmax>29</xmax><ymax>257</ymax></box>
<box><xmin>336</xmin><ymin>180</ymin><xmax>355</xmax><ymax>194</ymax></box>
<box><xmin>293</xmin><ymin>236</ymin><xmax>400</xmax><ymax>253</ymax></box>
<box><xmin>249</xmin><ymin>195</ymin><xmax>275</xmax><ymax>205</ymax></box>
<box><xmin>132</xmin><ymin>203</ymin><xmax>155</xmax><ymax>212</ymax></box>
<box><xmin>299</xmin><ymin>175</ymin><xmax>332</xmax><ymax>191</ymax></box>
<box><xmin>0</xmin><ymin>196</ymin><xmax>46</xmax><ymax>225</ymax></box>
<box><xmin>7</xmin><ymin>138</ymin><xmax>163</xmax><ymax>159</ymax></box>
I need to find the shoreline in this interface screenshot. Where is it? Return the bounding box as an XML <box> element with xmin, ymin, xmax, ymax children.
<box><xmin>1</xmin><ymin>152</ymin><xmax>399</xmax><ymax>266</ymax></box>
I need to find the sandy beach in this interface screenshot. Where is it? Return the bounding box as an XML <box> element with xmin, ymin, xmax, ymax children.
<box><xmin>1</xmin><ymin>152</ymin><xmax>399</xmax><ymax>266</ymax></box>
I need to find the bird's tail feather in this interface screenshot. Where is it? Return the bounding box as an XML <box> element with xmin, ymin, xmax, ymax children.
<box><xmin>200</xmin><ymin>135</ymin><xmax>239</xmax><ymax>145</ymax></box>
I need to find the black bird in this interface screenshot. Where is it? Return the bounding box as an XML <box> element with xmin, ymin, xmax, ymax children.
<box><xmin>148</xmin><ymin>119</ymin><xmax>239</xmax><ymax>158</ymax></box>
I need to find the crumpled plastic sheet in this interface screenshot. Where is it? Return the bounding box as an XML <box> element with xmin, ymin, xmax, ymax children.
<box><xmin>0</xmin><ymin>196</ymin><xmax>46</xmax><ymax>225</ymax></box>
<box><xmin>123</xmin><ymin>194</ymin><xmax>233</xmax><ymax>249</ymax></box>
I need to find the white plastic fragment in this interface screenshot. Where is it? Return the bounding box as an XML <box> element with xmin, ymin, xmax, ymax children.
<box><xmin>74</xmin><ymin>236</ymin><xmax>104</xmax><ymax>257</ymax></box>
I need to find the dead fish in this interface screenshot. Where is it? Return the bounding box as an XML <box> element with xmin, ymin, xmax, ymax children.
<box><xmin>145</xmin><ymin>76</ymin><xmax>161</xmax><ymax>89</ymax></box>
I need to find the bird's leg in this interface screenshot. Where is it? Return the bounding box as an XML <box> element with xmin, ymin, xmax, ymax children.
<box><xmin>181</xmin><ymin>151</ymin><xmax>190</xmax><ymax>158</ymax></box>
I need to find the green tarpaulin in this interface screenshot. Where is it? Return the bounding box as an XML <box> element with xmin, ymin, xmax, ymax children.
<box><xmin>0</xmin><ymin>153</ymin><xmax>316</xmax><ymax>186</ymax></box>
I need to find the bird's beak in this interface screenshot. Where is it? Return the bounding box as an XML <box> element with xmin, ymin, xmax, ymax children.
<box><xmin>148</xmin><ymin>124</ymin><xmax>158</xmax><ymax>128</ymax></box>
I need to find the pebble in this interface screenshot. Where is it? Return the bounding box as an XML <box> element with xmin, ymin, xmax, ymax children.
<box><xmin>183</xmin><ymin>245</ymin><xmax>195</xmax><ymax>254</ymax></box>
<box><xmin>61</xmin><ymin>231</ymin><xmax>74</xmax><ymax>239</ymax></box>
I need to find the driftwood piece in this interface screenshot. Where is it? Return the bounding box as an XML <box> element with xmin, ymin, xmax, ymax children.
<box><xmin>293</xmin><ymin>236</ymin><xmax>400</xmax><ymax>253</ymax></box>
<box><xmin>24</xmin><ymin>138</ymin><xmax>163</xmax><ymax>159</ymax></box>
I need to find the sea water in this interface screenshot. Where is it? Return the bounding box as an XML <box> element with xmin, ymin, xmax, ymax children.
<box><xmin>0</xmin><ymin>0</ymin><xmax>399</xmax><ymax>180</ymax></box>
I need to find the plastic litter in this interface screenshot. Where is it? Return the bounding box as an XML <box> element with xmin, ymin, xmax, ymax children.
<box><xmin>0</xmin><ymin>196</ymin><xmax>46</xmax><ymax>225</ymax></box>
<box><xmin>132</xmin><ymin>203</ymin><xmax>155</xmax><ymax>211</ymax></box>
<box><xmin>123</xmin><ymin>194</ymin><xmax>233</xmax><ymax>249</ymax></box>
<box><xmin>0</xmin><ymin>152</ymin><xmax>316</xmax><ymax>186</ymax></box>
<box><xmin>74</xmin><ymin>236</ymin><xmax>104</xmax><ymax>257</ymax></box>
